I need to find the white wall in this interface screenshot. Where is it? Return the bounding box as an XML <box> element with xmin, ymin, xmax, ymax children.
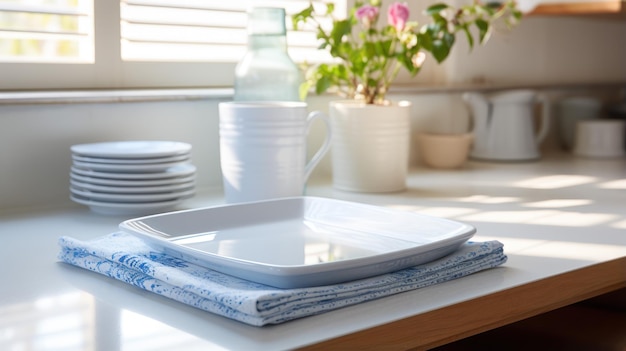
<box><xmin>442</xmin><ymin>15</ymin><xmax>626</xmax><ymax>86</ymax></box>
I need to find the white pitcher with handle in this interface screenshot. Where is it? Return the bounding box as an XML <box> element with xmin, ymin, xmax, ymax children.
<box><xmin>463</xmin><ymin>89</ymin><xmax>550</xmax><ymax>161</ymax></box>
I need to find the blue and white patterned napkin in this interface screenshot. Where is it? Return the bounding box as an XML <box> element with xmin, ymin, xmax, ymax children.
<box><xmin>58</xmin><ymin>232</ymin><xmax>506</xmax><ymax>326</ymax></box>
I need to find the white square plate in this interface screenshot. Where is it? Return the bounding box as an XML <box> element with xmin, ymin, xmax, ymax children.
<box><xmin>119</xmin><ymin>197</ymin><xmax>476</xmax><ymax>288</ymax></box>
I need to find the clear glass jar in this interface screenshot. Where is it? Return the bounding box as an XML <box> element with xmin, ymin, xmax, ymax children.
<box><xmin>234</xmin><ymin>7</ymin><xmax>302</xmax><ymax>101</ymax></box>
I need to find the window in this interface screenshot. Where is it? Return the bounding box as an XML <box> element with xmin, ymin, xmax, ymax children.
<box><xmin>0</xmin><ymin>0</ymin><xmax>93</xmax><ymax>63</ymax></box>
<box><xmin>0</xmin><ymin>0</ymin><xmax>341</xmax><ymax>91</ymax></box>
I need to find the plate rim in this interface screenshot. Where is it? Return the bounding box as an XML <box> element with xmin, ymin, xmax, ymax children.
<box><xmin>70</xmin><ymin>186</ymin><xmax>196</xmax><ymax>202</ymax></box>
<box><xmin>71</xmin><ymin>153</ymin><xmax>191</xmax><ymax>165</ymax></box>
<box><xmin>72</xmin><ymin>160</ymin><xmax>191</xmax><ymax>172</ymax></box>
<box><xmin>71</xmin><ymin>141</ymin><xmax>191</xmax><ymax>159</ymax></box>
<box><xmin>70</xmin><ymin>171</ymin><xmax>196</xmax><ymax>186</ymax></box>
<box><xmin>70</xmin><ymin>178</ymin><xmax>196</xmax><ymax>193</ymax></box>
<box><xmin>70</xmin><ymin>194</ymin><xmax>191</xmax><ymax>215</ymax></box>
<box><xmin>70</xmin><ymin>164</ymin><xmax>196</xmax><ymax>180</ymax></box>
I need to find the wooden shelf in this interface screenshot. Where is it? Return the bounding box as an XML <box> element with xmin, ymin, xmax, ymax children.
<box><xmin>530</xmin><ymin>1</ymin><xmax>625</xmax><ymax>16</ymax></box>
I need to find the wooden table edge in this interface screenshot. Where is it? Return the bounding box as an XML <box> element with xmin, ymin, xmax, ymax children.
<box><xmin>530</xmin><ymin>1</ymin><xmax>624</xmax><ymax>15</ymax></box>
<box><xmin>296</xmin><ymin>257</ymin><xmax>626</xmax><ymax>351</ymax></box>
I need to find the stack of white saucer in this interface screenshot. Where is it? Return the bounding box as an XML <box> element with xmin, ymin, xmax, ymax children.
<box><xmin>69</xmin><ymin>141</ymin><xmax>196</xmax><ymax>215</ymax></box>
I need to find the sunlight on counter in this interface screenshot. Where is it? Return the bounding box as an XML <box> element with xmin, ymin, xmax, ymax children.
<box><xmin>120</xmin><ymin>310</ymin><xmax>224</xmax><ymax>351</ymax></box>
<box><xmin>598</xmin><ymin>179</ymin><xmax>626</xmax><ymax>189</ymax></box>
<box><xmin>522</xmin><ymin>199</ymin><xmax>593</xmax><ymax>208</ymax></box>
<box><xmin>611</xmin><ymin>219</ymin><xmax>626</xmax><ymax>230</ymax></box>
<box><xmin>0</xmin><ymin>292</ymin><xmax>94</xmax><ymax>351</ymax></box>
<box><xmin>513</xmin><ymin>175</ymin><xmax>597</xmax><ymax>189</ymax></box>
<box><xmin>475</xmin><ymin>236</ymin><xmax>626</xmax><ymax>262</ymax></box>
<box><xmin>459</xmin><ymin>210</ymin><xmax>619</xmax><ymax>227</ymax></box>
<box><xmin>456</xmin><ymin>195</ymin><xmax>521</xmax><ymax>204</ymax></box>
<box><xmin>0</xmin><ymin>290</ymin><xmax>226</xmax><ymax>351</ymax></box>
<box><xmin>394</xmin><ymin>204</ymin><xmax>620</xmax><ymax>228</ymax></box>
<box><xmin>388</xmin><ymin>205</ymin><xmax>480</xmax><ymax>219</ymax></box>
<box><xmin>386</xmin><ymin>171</ymin><xmax>626</xmax><ymax>263</ymax></box>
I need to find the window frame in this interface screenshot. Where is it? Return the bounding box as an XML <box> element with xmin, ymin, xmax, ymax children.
<box><xmin>0</xmin><ymin>0</ymin><xmax>439</xmax><ymax>92</ymax></box>
<box><xmin>0</xmin><ymin>1</ymin><xmax>241</xmax><ymax>90</ymax></box>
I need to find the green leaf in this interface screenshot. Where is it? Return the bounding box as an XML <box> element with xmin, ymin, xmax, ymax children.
<box><xmin>364</xmin><ymin>42</ymin><xmax>377</xmax><ymax>59</ymax></box>
<box><xmin>398</xmin><ymin>54</ymin><xmax>412</xmax><ymax>73</ymax></box>
<box><xmin>425</xmin><ymin>3</ymin><xmax>449</xmax><ymax>15</ymax></box>
<box><xmin>443</xmin><ymin>31</ymin><xmax>455</xmax><ymax>48</ymax></box>
<box><xmin>475</xmin><ymin>19</ymin><xmax>490</xmax><ymax>43</ymax></box>
<box><xmin>379</xmin><ymin>39</ymin><xmax>393</xmax><ymax>57</ymax></box>
<box><xmin>484</xmin><ymin>2</ymin><xmax>502</xmax><ymax>12</ymax></box>
<box><xmin>336</xmin><ymin>64</ymin><xmax>349</xmax><ymax>81</ymax></box>
<box><xmin>349</xmin><ymin>50</ymin><xmax>365</xmax><ymax>76</ymax></box>
<box><xmin>326</xmin><ymin>3</ymin><xmax>335</xmax><ymax>15</ymax></box>
<box><xmin>426</xmin><ymin>22</ymin><xmax>443</xmax><ymax>36</ymax></box>
<box><xmin>432</xmin><ymin>39</ymin><xmax>451</xmax><ymax>63</ymax></box>
<box><xmin>418</xmin><ymin>32</ymin><xmax>433</xmax><ymax>51</ymax></box>
<box><xmin>331</xmin><ymin>19</ymin><xmax>352</xmax><ymax>45</ymax></box>
<box><xmin>433</xmin><ymin>13</ymin><xmax>447</xmax><ymax>26</ymax></box>
<box><xmin>315</xmin><ymin>75</ymin><xmax>332</xmax><ymax>95</ymax></box>
<box><xmin>461</xmin><ymin>25</ymin><xmax>474</xmax><ymax>49</ymax></box>
<box><xmin>291</xmin><ymin>4</ymin><xmax>315</xmax><ymax>30</ymax></box>
<box><xmin>299</xmin><ymin>81</ymin><xmax>312</xmax><ymax>101</ymax></box>
<box><xmin>406</xmin><ymin>58</ymin><xmax>422</xmax><ymax>76</ymax></box>
<box><xmin>331</xmin><ymin>41</ymin><xmax>351</xmax><ymax>59</ymax></box>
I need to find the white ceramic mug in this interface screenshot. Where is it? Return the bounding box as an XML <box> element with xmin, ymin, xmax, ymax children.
<box><xmin>574</xmin><ymin>119</ymin><xmax>625</xmax><ymax>158</ymax></box>
<box><xmin>219</xmin><ymin>101</ymin><xmax>332</xmax><ymax>203</ymax></box>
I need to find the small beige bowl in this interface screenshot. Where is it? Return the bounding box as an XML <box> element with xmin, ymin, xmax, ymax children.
<box><xmin>417</xmin><ymin>133</ymin><xmax>473</xmax><ymax>169</ymax></box>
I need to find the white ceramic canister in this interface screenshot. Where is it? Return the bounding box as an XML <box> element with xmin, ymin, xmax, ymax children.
<box><xmin>574</xmin><ymin>119</ymin><xmax>625</xmax><ymax>158</ymax></box>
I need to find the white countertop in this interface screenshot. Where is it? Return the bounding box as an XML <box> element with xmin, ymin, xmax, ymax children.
<box><xmin>2</xmin><ymin>153</ymin><xmax>626</xmax><ymax>350</ymax></box>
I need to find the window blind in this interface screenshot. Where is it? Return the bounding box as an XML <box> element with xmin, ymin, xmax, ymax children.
<box><xmin>120</xmin><ymin>0</ymin><xmax>338</xmax><ymax>63</ymax></box>
<box><xmin>0</xmin><ymin>0</ymin><xmax>93</xmax><ymax>63</ymax></box>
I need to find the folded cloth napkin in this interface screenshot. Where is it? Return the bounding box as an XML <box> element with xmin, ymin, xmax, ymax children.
<box><xmin>58</xmin><ymin>232</ymin><xmax>506</xmax><ymax>326</ymax></box>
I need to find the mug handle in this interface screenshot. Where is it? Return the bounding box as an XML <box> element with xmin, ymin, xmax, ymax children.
<box><xmin>304</xmin><ymin>111</ymin><xmax>332</xmax><ymax>182</ymax></box>
<box><xmin>536</xmin><ymin>93</ymin><xmax>551</xmax><ymax>144</ymax></box>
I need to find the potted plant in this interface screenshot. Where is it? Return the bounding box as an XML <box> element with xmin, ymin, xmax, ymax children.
<box><xmin>293</xmin><ymin>1</ymin><xmax>521</xmax><ymax>191</ymax></box>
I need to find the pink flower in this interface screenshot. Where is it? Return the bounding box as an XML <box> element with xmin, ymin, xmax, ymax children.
<box><xmin>356</xmin><ymin>5</ymin><xmax>379</xmax><ymax>28</ymax></box>
<box><xmin>388</xmin><ymin>2</ymin><xmax>409</xmax><ymax>32</ymax></box>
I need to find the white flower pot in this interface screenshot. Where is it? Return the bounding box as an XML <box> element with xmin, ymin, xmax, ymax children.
<box><xmin>329</xmin><ymin>100</ymin><xmax>411</xmax><ymax>192</ymax></box>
